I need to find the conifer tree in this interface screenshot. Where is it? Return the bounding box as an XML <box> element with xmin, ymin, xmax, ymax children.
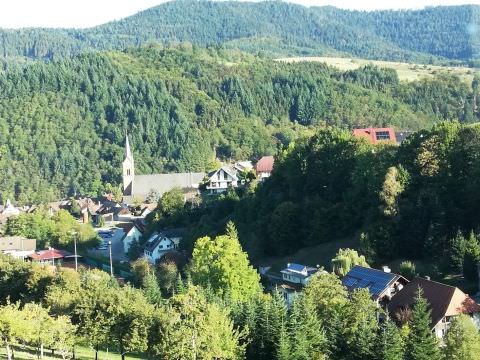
<box><xmin>443</xmin><ymin>314</ymin><xmax>480</xmax><ymax>360</ymax></box>
<box><xmin>405</xmin><ymin>289</ymin><xmax>441</xmax><ymax>360</ymax></box>
<box><xmin>376</xmin><ymin>317</ymin><xmax>405</xmax><ymax>360</ymax></box>
<box><xmin>463</xmin><ymin>231</ymin><xmax>480</xmax><ymax>282</ymax></box>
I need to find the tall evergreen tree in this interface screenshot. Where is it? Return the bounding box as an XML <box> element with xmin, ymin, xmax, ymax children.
<box><xmin>443</xmin><ymin>314</ymin><xmax>480</xmax><ymax>360</ymax></box>
<box><xmin>376</xmin><ymin>317</ymin><xmax>405</xmax><ymax>360</ymax></box>
<box><xmin>405</xmin><ymin>289</ymin><xmax>441</xmax><ymax>360</ymax></box>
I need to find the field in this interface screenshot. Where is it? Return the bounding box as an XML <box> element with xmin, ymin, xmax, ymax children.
<box><xmin>277</xmin><ymin>56</ymin><xmax>476</xmax><ymax>83</ymax></box>
<box><xmin>0</xmin><ymin>345</ymin><xmax>143</xmax><ymax>360</ymax></box>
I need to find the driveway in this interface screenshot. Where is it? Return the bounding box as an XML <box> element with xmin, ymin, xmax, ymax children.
<box><xmin>88</xmin><ymin>226</ymin><xmax>128</xmax><ymax>262</ymax></box>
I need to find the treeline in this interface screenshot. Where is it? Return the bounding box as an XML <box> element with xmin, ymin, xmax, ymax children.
<box><xmin>0</xmin><ymin>1</ymin><xmax>479</xmax><ymax>64</ymax></box>
<box><xmin>1</xmin><ymin>226</ymin><xmax>479</xmax><ymax>360</ymax></box>
<box><xmin>156</xmin><ymin>123</ymin><xmax>480</xmax><ymax>281</ymax></box>
<box><xmin>0</xmin><ymin>46</ymin><xmax>478</xmax><ymax>204</ymax></box>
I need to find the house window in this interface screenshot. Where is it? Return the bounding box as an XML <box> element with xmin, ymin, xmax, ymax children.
<box><xmin>224</xmin><ymin>172</ymin><xmax>228</xmax><ymax>180</ymax></box>
<box><xmin>375</xmin><ymin>131</ymin><xmax>391</xmax><ymax>140</ymax></box>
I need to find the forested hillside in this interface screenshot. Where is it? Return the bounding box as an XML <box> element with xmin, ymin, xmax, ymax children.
<box><xmin>0</xmin><ymin>45</ymin><xmax>478</xmax><ymax>204</ymax></box>
<box><xmin>0</xmin><ymin>1</ymin><xmax>479</xmax><ymax>64</ymax></box>
<box><xmin>158</xmin><ymin>123</ymin><xmax>480</xmax><ymax>287</ymax></box>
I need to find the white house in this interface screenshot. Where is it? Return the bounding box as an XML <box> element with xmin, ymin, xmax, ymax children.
<box><xmin>144</xmin><ymin>229</ymin><xmax>185</xmax><ymax>264</ymax></box>
<box><xmin>206</xmin><ymin>166</ymin><xmax>239</xmax><ymax>194</ymax></box>
<box><xmin>121</xmin><ymin>223</ymin><xmax>144</xmax><ymax>254</ymax></box>
<box><xmin>263</xmin><ymin>263</ymin><xmax>320</xmax><ymax>307</ymax></box>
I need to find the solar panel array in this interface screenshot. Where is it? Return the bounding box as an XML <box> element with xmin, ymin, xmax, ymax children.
<box><xmin>287</xmin><ymin>263</ymin><xmax>307</xmax><ymax>273</ymax></box>
<box><xmin>342</xmin><ymin>266</ymin><xmax>396</xmax><ymax>297</ymax></box>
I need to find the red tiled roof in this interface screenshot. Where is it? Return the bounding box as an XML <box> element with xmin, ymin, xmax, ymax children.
<box><xmin>353</xmin><ymin>127</ymin><xmax>396</xmax><ymax>145</ymax></box>
<box><xmin>255</xmin><ymin>156</ymin><xmax>275</xmax><ymax>173</ymax></box>
<box><xmin>28</xmin><ymin>249</ymin><xmax>71</xmax><ymax>261</ymax></box>
<box><xmin>389</xmin><ymin>277</ymin><xmax>480</xmax><ymax>328</ymax></box>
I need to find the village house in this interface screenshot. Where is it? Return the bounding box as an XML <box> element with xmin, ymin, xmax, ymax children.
<box><xmin>388</xmin><ymin>277</ymin><xmax>480</xmax><ymax>339</ymax></box>
<box><xmin>353</xmin><ymin>127</ymin><xmax>397</xmax><ymax>144</ymax></box>
<box><xmin>342</xmin><ymin>265</ymin><xmax>408</xmax><ymax>305</ymax></box>
<box><xmin>206</xmin><ymin>166</ymin><xmax>239</xmax><ymax>194</ymax></box>
<box><xmin>0</xmin><ymin>236</ymin><xmax>37</xmax><ymax>260</ymax></box>
<box><xmin>120</xmin><ymin>222</ymin><xmax>144</xmax><ymax>254</ymax></box>
<box><xmin>27</xmin><ymin>248</ymin><xmax>74</xmax><ymax>266</ymax></box>
<box><xmin>261</xmin><ymin>263</ymin><xmax>321</xmax><ymax>306</ymax></box>
<box><xmin>144</xmin><ymin>228</ymin><xmax>186</xmax><ymax>264</ymax></box>
<box><xmin>255</xmin><ymin>156</ymin><xmax>275</xmax><ymax>181</ymax></box>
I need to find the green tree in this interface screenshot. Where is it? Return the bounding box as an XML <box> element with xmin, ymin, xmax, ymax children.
<box><xmin>150</xmin><ymin>285</ymin><xmax>245</xmax><ymax>359</ymax></box>
<box><xmin>448</xmin><ymin>231</ymin><xmax>466</xmax><ymax>273</ymax></box>
<box><xmin>405</xmin><ymin>289</ymin><xmax>441</xmax><ymax>360</ymax></box>
<box><xmin>376</xmin><ymin>317</ymin><xmax>405</xmax><ymax>360</ymax></box>
<box><xmin>0</xmin><ymin>302</ymin><xmax>27</xmax><ymax>360</ymax></box>
<box><xmin>190</xmin><ymin>222</ymin><xmax>261</xmax><ymax>302</ymax></box>
<box><xmin>443</xmin><ymin>314</ymin><xmax>480</xmax><ymax>360</ymax></box>
<box><xmin>331</xmin><ymin>248</ymin><xmax>369</xmax><ymax>277</ymax></box>
<box><xmin>399</xmin><ymin>261</ymin><xmax>417</xmax><ymax>280</ymax></box>
<box><xmin>341</xmin><ymin>289</ymin><xmax>379</xmax><ymax>360</ymax></box>
<box><xmin>158</xmin><ymin>187</ymin><xmax>185</xmax><ymax>217</ymax></box>
<box><xmin>463</xmin><ymin>231</ymin><xmax>480</xmax><ymax>282</ymax></box>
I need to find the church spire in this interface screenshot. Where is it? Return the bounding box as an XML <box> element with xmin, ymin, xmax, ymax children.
<box><xmin>125</xmin><ymin>132</ymin><xmax>133</xmax><ymax>160</ymax></box>
<box><xmin>122</xmin><ymin>133</ymin><xmax>135</xmax><ymax>196</ymax></box>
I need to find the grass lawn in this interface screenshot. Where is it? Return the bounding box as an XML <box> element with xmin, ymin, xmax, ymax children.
<box><xmin>0</xmin><ymin>345</ymin><xmax>144</xmax><ymax>360</ymax></box>
<box><xmin>276</xmin><ymin>56</ymin><xmax>475</xmax><ymax>83</ymax></box>
<box><xmin>256</xmin><ymin>237</ymin><xmax>358</xmax><ymax>272</ymax></box>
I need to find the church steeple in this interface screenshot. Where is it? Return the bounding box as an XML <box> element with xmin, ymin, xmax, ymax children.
<box><xmin>122</xmin><ymin>134</ymin><xmax>135</xmax><ymax>196</ymax></box>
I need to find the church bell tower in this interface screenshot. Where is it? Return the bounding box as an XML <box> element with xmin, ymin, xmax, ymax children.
<box><xmin>122</xmin><ymin>134</ymin><xmax>135</xmax><ymax>195</ymax></box>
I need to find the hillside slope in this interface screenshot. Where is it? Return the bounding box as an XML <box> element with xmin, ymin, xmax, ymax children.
<box><xmin>0</xmin><ymin>1</ymin><xmax>479</xmax><ymax>64</ymax></box>
<box><xmin>0</xmin><ymin>46</ymin><xmax>477</xmax><ymax>204</ymax></box>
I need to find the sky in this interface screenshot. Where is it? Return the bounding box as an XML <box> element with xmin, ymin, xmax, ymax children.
<box><xmin>0</xmin><ymin>0</ymin><xmax>477</xmax><ymax>29</ymax></box>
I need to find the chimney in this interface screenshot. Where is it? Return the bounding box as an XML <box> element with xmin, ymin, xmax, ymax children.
<box><xmin>382</xmin><ymin>266</ymin><xmax>391</xmax><ymax>273</ymax></box>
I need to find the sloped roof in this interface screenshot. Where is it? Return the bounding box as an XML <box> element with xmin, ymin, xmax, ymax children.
<box><xmin>388</xmin><ymin>277</ymin><xmax>480</xmax><ymax>328</ymax></box>
<box><xmin>145</xmin><ymin>228</ymin><xmax>186</xmax><ymax>252</ymax></box>
<box><xmin>342</xmin><ymin>265</ymin><xmax>406</xmax><ymax>300</ymax></box>
<box><xmin>255</xmin><ymin>156</ymin><xmax>275</xmax><ymax>173</ymax></box>
<box><xmin>132</xmin><ymin>173</ymin><xmax>205</xmax><ymax>197</ymax></box>
<box><xmin>28</xmin><ymin>249</ymin><xmax>72</xmax><ymax>261</ymax></box>
<box><xmin>207</xmin><ymin>166</ymin><xmax>238</xmax><ymax>181</ymax></box>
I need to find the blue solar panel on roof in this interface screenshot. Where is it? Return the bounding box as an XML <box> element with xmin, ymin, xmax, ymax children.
<box><xmin>344</xmin><ymin>266</ymin><xmax>396</xmax><ymax>296</ymax></box>
<box><xmin>287</xmin><ymin>263</ymin><xmax>306</xmax><ymax>272</ymax></box>
<box><xmin>342</xmin><ymin>276</ymin><xmax>358</xmax><ymax>287</ymax></box>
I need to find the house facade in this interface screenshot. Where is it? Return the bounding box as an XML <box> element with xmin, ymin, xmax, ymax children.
<box><xmin>121</xmin><ymin>223</ymin><xmax>144</xmax><ymax>254</ymax></box>
<box><xmin>262</xmin><ymin>263</ymin><xmax>320</xmax><ymax>307</ymax></box>
<box><xmin>255</xmin><ymin>156</ymin><xmax>274</xmax><ymax>181</ymax></box>
<box><xmin>144</xmin><ymin>229</ymin><xmax>185</xmax><ymax>264</ymax></box>
<box><xmin>0</xmin><ymin>236</ymin><xmax>37</xmax><ymax>259</ymax></box>
<box><xmin>388</xmin><ymin>277</ymin><xmax>480</xmax><ymax>339</ymax></box>
<box><xmin>206</xmin><ymin>166</ymin><xmax>238</xmax><ymax>194</ymax></box>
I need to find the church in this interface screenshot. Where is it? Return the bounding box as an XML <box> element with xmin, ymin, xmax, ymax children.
<box><xmin>122</xmin><ymin>135</ymin><xmax>206</xmax><ymax>204</ymax></box>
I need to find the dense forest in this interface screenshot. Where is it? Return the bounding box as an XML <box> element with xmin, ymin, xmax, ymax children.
<box><xmin>146</xmin><ymin>123</ymin><xmax>480</xmax><ymax>288</ymax></box>
<box><xmin>0</xmin><ymin>1</ymin><xmax>479</xmax><ymax>64</ymax></box>
<box><xmin>0</xmin><ymin>45</ymin><xmax>478</xmax><ymax>204</ymax></box>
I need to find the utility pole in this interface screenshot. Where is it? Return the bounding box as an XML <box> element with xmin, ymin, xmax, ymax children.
<box><xmin>108</xmin><ymin>240</ymin><xmax>113</xmax><ymax>277</ymax></box>
<box><xmin>74</xmin><ymin>233</ymin><xmax>78</xmax><ymax>272</ymax></box>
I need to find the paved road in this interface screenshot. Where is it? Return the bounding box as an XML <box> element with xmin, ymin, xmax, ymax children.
<box><xmin>87</xmin><ymin>227</ymin><xmax>128</xmax><ymax>262</ymax></box>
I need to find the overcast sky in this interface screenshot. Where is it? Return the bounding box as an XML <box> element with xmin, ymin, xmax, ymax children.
<box><xmin>0</xmin><ymin>0</ymin><xmax>477</xmax><ymax>29</ymax></box>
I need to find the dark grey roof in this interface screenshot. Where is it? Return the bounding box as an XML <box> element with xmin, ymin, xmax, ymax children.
<box><xmin>132</xmin><ymin>173</ymin><xmax>205</xmax><ymax>198</ymax></box>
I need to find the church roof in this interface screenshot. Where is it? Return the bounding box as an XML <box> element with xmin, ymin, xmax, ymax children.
<box><xmin>131</xmin><ymin>173</ymin><xmax>206</xmax><ymax>198</ymax></box>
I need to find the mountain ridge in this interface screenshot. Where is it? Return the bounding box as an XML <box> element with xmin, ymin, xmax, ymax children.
<box><xmin>0</xmin><ymin>1</ymin><xmax>479</xmax><ymax>64</ymax></box>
